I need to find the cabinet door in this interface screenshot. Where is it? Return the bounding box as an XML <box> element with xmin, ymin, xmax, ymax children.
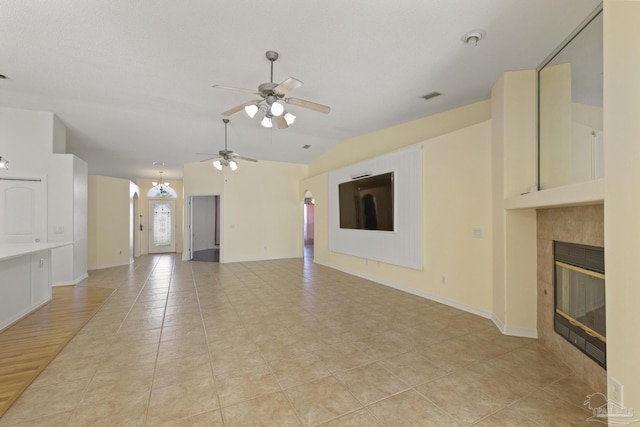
<box><xmin>0</xmin><ymin>180</ymin><xmax>44</xmax><ymax>243</ymax></box>
<box><xmin>0</xmin><ymin>256</ymin><xmax>32</xmax><ymax>330</ymax></box>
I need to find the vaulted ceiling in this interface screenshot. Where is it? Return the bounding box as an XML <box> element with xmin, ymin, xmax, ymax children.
<box><xmin>0</xmin><ymin>0</ymin><xmax>600</xmax><ymax>180</ymax></box>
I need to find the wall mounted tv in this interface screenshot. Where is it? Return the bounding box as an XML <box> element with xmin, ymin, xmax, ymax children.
<box><xmin>338</xmin><ymin>172</ymin><xmax>394</xmax><ymax>231</ymax></box>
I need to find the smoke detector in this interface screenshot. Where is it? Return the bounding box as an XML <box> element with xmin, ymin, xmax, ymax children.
<box><xmin>462</xmin><ymin>30</ymin><xmax>486</xmax><ymax>46</ymax></box>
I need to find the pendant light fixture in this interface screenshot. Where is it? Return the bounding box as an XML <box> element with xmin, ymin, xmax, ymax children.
<box><xmin>151</xmin><ymin>171</ymin><xmax>170</xmax><ymax>196</ymax></box>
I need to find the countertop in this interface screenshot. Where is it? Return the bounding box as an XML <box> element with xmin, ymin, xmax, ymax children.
<box><xmin>0</xmin><ymin>242</ymin><xmax>73</xmax><ymax>262</ymax></box>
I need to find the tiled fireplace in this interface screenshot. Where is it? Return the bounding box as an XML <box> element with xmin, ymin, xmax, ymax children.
<box><xmin>537</xmin><ymin>204</ymin><xmax>606</xmax><ymax>392</ymax></box>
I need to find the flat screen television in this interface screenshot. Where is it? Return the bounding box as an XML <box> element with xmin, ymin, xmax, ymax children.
<box><xmin>338</xmin><ymin>172</ymin><xmax>394</xmax><ymax>231</ymax></box>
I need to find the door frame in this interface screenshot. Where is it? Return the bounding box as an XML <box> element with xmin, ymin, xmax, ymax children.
<box><xmin>184</xmin><ymin>193</ymin><xmax>221</xmax><ymax>261</ymax></box>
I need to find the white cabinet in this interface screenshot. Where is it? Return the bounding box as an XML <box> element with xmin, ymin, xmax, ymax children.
<box><xmin>0</xmin><ymin>243</ymin><xmax>67</xmax><ymax>331</ymax></box>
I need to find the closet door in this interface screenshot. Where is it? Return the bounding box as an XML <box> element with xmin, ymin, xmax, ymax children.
<box><xmin>0</xmin><ymin>180</ymin><xmax>44</xmax><ymax>243</ymax></box>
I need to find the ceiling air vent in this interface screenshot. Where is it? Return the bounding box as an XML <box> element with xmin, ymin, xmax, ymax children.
<box><xmin>421</xmin><ymin>91</ymin><xmax>443</xmax><ymax>101</ymax></box>
<box><xmin>302</xmin><ymin>145</ymin><xmax>311</xmax><ymax>149</ymax></box>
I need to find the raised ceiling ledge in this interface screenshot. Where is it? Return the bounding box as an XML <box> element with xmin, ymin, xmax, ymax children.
<box><xmin>504</xmin><ymin>179</ymin><xmax>604</xmax><ymax>210</ymax></box>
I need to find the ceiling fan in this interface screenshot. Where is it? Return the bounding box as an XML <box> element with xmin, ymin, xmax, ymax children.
<box><xmin>212</xmin><ymin>50</ymin><xmax>330</xmax><ymax>129</ymax></box>
<box><xmin>200</xmin><ymin>119</ymin><xmax>257</xmax><ymax>171</ymax></box>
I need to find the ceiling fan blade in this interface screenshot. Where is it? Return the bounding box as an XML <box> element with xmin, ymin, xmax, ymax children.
<box><xmin>221</xmin><ymin>100</ymin><xmax>260</xmax><ymax>117</ymax></box>
<box><xmin>285</xmin><ymin>97</ymin><xmax>331</xmax><ymax>114</ymax></box>
<box><xmin>211</xmin><ymin>85</ymin><xmax>260</xmax><ymax>95</ymax></box>
<box><xmin>273</xmin><ymin>77</ymin><xmax>303</xmax><ymax>96</ymax></box>
<box><xmin>237</xmin><ymin>156</ymin><xmax>258</xmax><ymax>163</ymax></box>
<box><xmin>275</xmin><ymin>115</ymin><xmax>288</xmax><ymax>129</ymax></box>
<box><xmin>200</xmin><ymin>156</ymin><xmax>220</xmax><ymax>163</ymax></box>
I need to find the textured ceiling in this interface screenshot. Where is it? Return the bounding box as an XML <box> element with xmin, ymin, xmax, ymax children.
<box><xmin>0</xmin><ymin>0</ymin><xmax>600</xmax><ymax>181</ymax></box>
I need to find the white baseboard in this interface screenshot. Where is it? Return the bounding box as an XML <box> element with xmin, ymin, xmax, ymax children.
<box><xmin>491</xmin><ymin>313</ymin><xmax>505</xmax><ymax>332</ymax></box>
<box><xmin>315</xmin><ymin>260</ymin><xmax>538</xmax><ymax>338</ymax></box>
<box><xmin>491</xmin><ymin>313</ymin><xmax>538</xmax><ymax>338</ymax></box>
<box><xmin>220</xmin><ymin>255</ymin><xmax>303</xmax><ymax>263</ymax></box>
<box><xmin>504</xmin><ymin>325</ymin><xmax>538</xmax><ymax>338</ymax></box>
<box><xmin>52</xmin><ymin>272</ymin><xmax>89</xmax><ymax>287</ymax></box>
<box><xmin>315</xmin><ymin>260</ymin><xmax>492</xmax><ymax>319</ymax></box>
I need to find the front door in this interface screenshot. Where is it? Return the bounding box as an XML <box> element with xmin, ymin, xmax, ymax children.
<box><xmin>148</xmin><ymin>200</ymin><xmax>176</xmax><ymax>253</ymax></box>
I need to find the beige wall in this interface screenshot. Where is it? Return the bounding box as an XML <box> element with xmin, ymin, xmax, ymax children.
<box><xmin>183</xmin><ymin>159</ymin><xmax>308</xmax><ymax>262</ymax></box>
<box><xmin>491</xmin><ymin>70</ymin><xmax>538</xmax><ymax>336</ymax></box>
<box><xmin>304</xmin><ymin>106</ymin><xmax>494</xmax><ymax>317</ymax></box>
<box><xmin>539</xmin><ymin>63</ymin><xmax>572</xmax><ymax>188</ymax></box>
<box><xmin>309</xmin><ymin>101</ymin><xmax>491</xmax><ymax>177</ymax></box>
<box><xmin>604</xmin><ymin>0</ymin><xmax>640</xmax><ymax>411</ymax></box>
<box><xmin>87</xmin><ymin>175</ymin><xmax>136</xmax><ymax>269</ymax></box>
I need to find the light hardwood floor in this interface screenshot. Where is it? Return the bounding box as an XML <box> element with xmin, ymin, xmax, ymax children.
<box><xmin>0</xmin><ymin>254</ymin><xmax>602</xmax><ymax>426</ymax></box>
<box><xmin>0</xmin><ymin>285</ymin><xmax>114</xmax><ymax>418</ymax></box>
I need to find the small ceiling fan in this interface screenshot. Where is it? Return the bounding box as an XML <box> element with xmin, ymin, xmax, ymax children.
<box><xmin>199</xmin><ymin>119</ymin><xmax>257</xmax><ymax>171</ymax></box>
<box><xmin>212</xmin><ymin>50</ymin><xmax>330</xmax><ymax>129</ymax></box>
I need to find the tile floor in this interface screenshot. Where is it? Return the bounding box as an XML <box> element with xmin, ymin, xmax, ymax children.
<box><xmin>0</xmin><ymin>254</ymin><xmax>603</xmax><ymax>426</ymax></box>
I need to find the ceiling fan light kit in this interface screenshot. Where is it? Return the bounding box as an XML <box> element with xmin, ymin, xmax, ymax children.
<box><xmin>284</xmin><ymin>112</ymin><xmax>296</xmax><ymax>125</ymax></box>
<box><xmin>270</xmin><ymin>101</ymin><xmax>284</xmax><ymax>116</ymax></box>
<box><xmin>244</xmin><ymin>104</ymin><xmax>259</xmax><ymax>118</ymax></box>
<box><xmin>261</xmin><ymin>115</ymin><xmax>273</xmax><ymax>128</ymax></box>
<box><xmin>213</xmin><ymin>51</ymin><xmax>330</xmax><ymax>129</ymax></box>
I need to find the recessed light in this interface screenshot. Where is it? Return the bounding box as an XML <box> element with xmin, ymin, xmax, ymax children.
<box><xmin>152</xmin><ymin>161</ymin><xmax>166</xmax><ymax>166</ymax></box>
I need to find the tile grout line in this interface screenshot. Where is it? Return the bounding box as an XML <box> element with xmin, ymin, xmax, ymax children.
<box><xmin>190</xmin><ymin>259</ymin><xmax>226</xmax><ymax>426</ymax></box>
<box><xmin>63</xmin><ymin>256</ymin><xmax>158</xmax><ymax>426</ymax></box>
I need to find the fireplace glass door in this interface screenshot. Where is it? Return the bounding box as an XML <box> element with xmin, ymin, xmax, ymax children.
<box><xmin>553</xmin><ymin>241</ymin><xmax>606</xmax><ymax>368</ymax></box>
<box><xmin>555</xmin><ymin>261</ymin><xmax>605</xmax><ymax>339</ymax></box>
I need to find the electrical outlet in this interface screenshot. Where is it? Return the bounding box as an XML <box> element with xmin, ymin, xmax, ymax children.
<box><xmin>441</xmin><ymin>275</ymin><xmax>447</xmax><ymax>285</ymax></box>
<box><xmin>610</xmin><ymin>377</ymin><xmax>623</xmax><ymax>405</ymax></box>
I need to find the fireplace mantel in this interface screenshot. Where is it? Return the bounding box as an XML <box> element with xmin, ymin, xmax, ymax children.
<box><xmin>504</xmin><ymin>179</ymin><xmax>604</xmax><ymax>210</ymax></box>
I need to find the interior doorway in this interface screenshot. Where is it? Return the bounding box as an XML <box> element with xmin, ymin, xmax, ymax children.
<box><xmin>190</xmin><ymin>195</ymin><xmax>220</xmax><ymax>262</ymax></box>
<box><xmin>303</xmin><ymin>190</ymin><xmax>315</xmax><ymax>260</ymax></box>
<box><xmin>148</xmin><ymin>199</ymin><xmax>176</xmax><ymax>253</ymax></box>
